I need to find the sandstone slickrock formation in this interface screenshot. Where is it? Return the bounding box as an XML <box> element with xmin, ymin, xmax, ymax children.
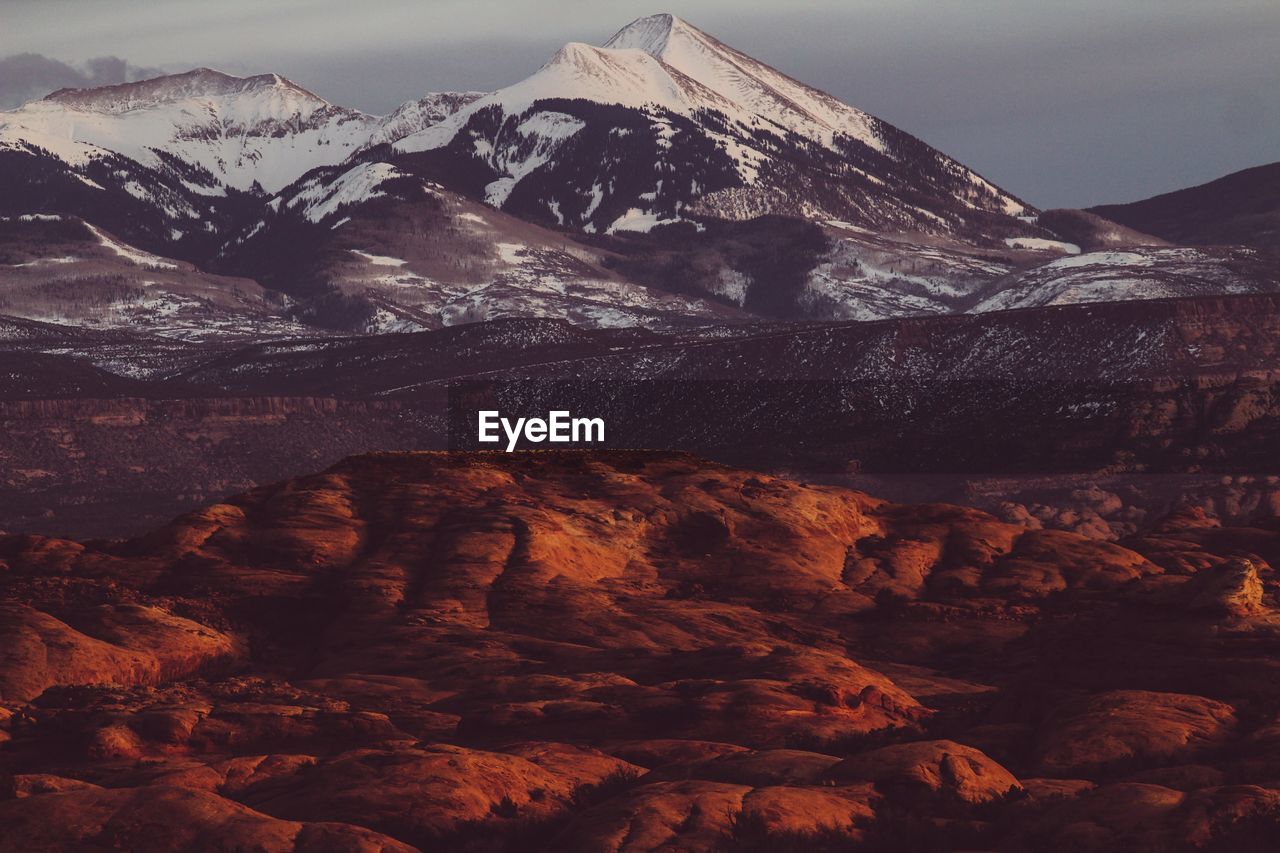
<box><xmin>1</xmin><ymin>451</ymin><xmax>1279</xmax><ymax>851</ymax></box>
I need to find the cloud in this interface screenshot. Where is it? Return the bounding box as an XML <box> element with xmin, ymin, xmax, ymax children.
<box><xmin>0</xmin><ymin>53</ymin><xmax>164</xmax><ymax>110</ymax></box>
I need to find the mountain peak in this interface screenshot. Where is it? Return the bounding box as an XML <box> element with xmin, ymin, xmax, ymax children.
<box><xmin>43</xmin><ymin>68</ymin><xmax>327</xmax><ymax>114</ymax></box>
<box><xmin>604</xmin><ymin>13</ymin><xmax>682</xmax><ymax>55</ymax></box>
<box><xmin>509</xmin><ymin>40</ymin><xmax>723</xmax><ymax>115</ymax></box>
<box><xmin>547</xmin><ymin>41</ymin><xmax>614</xmax><ymax>67</ymax></box>
<box><xmin>605</xmin><ymin>13</ymin><xmax>885</xmax><ymax>150</ymax></box>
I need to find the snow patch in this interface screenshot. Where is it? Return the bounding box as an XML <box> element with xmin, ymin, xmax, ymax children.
<box><xmin>351</xmin><ymin>249</ymin><xmax>407</xmax><ymax>267</ymax></box>
<box><xmin>289</xmin><ymin>162</ymin><xmax>403</xmax><ymax>223</ymax></box>
<box><xmin>1004</xmin><ymin>237</ymin><xmax>1081</xmax><ymax>255</ymax></box>
<box><xmin>0</xmin><ymin>71</ymin><xmax>381</xmax><ymax>192</ymax></box>
<box><xmin>606</xmin><ymin>208</ymin><xmax>688</xmax><ymax>234</ymax></box>
<box><xmin>485</xmin><ymin>177</ymin><xmax>517</xmax><ymax>207</ymax></box>
<box><xmin>84</xmin><ymin>222</ymin><xmax>179</xmax><ymax>268</ymax></box>
<box><xmin>495</xmin><ymin>242</ymin><xmax>528</xmax><ymax>264</ymax></box>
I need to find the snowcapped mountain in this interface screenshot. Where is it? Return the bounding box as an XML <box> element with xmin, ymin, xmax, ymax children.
<box><xmin>1</xmin><ymin>68</ymin><xmax>378</xmax><ymax>194</ymax></box>
<box><xmin>0</xmin><ymin>68</ymin><xmax>480</xmax><ymax>255</ymax></box>
<box><xmin>0</xmin><ymin>15</ymin><xmax>1038</xmax><ymax>253</ymax></box>
<box><xmin>392</xmin><ymin>13</ymin><xmax>1031</xmax><ymax>237</ymax></box>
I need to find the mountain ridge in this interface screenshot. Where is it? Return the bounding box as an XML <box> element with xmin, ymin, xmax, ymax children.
<box><xmin>1091</xmin><ymin>161</ymin><xmax>1280</xmax><ymax>254</ymax></box>
<box><xmin>43</xmin><ymin>67</ymin><xmax>327</xmax><ymax>112</ymax></box>
<box><xmin>0</xmin><ymin>66</ymin><xmax>478</xmax><ymax>195</ymax></box>
<box><xmin>1</xmin><ymin>14</ymin><xmax>1275</xmax><ymax>337</ymax></box>
<box><xmin>0</xmin><ymin>12</ymin><xmax>1039</xmax><ymax>250</ymax></box>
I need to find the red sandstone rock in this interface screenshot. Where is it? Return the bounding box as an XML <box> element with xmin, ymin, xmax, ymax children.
<box><xmin>1036</xmin><ymin>690</ymin><xmax>1238</xmax><ymax>776</ymax></box>
<box><xmin>0</xmin><ymin>452</ymin><xmax>1277</xmax><ymax>850</ymax></box>
<box><xmin>828</xmin><ymin>739</ymin><xmax>1021</xmax><ymax>804</ymax></box>
<box><xmin>0</xmin><ymin>785</ymin><xmax>416</xmax><ymax>851</ymax></box>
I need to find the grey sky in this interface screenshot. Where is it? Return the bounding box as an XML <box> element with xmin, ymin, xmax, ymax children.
<box><xmin>3</xmin><ymin>0</ymin><xmax>1277</xmax><ymax>208</ymax></box>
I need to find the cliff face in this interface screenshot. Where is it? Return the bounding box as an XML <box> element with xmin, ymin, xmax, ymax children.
<box><xmin>1</xmin><ymin>451</ymin><xmax>1279</xmax><ymax>850</ymax></box>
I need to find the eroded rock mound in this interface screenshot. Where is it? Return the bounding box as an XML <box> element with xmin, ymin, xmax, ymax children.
<box><xmin>829</xmin><ymin>739</ymin><xmax>1022</xmax><ymax>804</ymax></box>
<box><xmin>1035</xmin><ymin>691</ymin><xmax>1238</xmax><ymax>776</ymax></box>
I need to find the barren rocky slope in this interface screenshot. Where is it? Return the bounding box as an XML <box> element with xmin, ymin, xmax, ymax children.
<box><xmin>2</xmin><ymin>452</ymin><xmax>1280</xmax><ymax>850</ymax></box>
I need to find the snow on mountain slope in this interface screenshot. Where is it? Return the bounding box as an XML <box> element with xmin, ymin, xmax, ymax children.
<box><xmin>969</xmin><ymin>247</ymin><xmax>1280</xmax><ymax>313</ymax></box>
<box><xmin>0</xmin><ymin>69</ymin><xmax>485</xmax><ymax>258</ymax></box>
<box><xmin>286</xmin><ymin>162</ymin><xmax>410</xmax><ymax>224</ymax></box>
<box><xmin>397</xmin><ymin>43</ymin><xmax>723</xmax><ymax>155</ymax></box>
<box><xmin>803</xmin><ymin>225</ymin><xmax>1016</xmax><ymax>320</ymax></box>
<box><xmin>227</xmin><ymin>164</ymin><xmax>743</xmax><ymax>332</ymax></box>
<box><xmin>603</xmin><ymin>12</ymin><xmax>885</xmax><ymax>151</ymax></box>
<box><xmin>393</xmin><ymin>14</ymin><xmax>1030</xmax><ymax>237</ymax></box>
<box><xmin>0</xmin><ymin>214</ymin><xmax>308</xmax><ymax>341</ymax></box>
<box><xmin>0</xmin><ymin>69</ymin><xmax>378</xmax><ymax>193</ymax></box>
<box><xmin>437</xmin><ymin>43</ymin><xmax>729</xmax><ymax>138</ymax></box>
<box><xmin>397</xmin><ymin>13</ymin><xmax>894</xmax><ymax>151</ymax></box>
<box><xmin>0</xmin><ymin>68</ymin><xmax>480</xmax><ymax>209</ymax></box>
<box><xmin>366</xmin><ymin>92</ymin><xmax>486</xmax><ymax>148</ymax></box>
